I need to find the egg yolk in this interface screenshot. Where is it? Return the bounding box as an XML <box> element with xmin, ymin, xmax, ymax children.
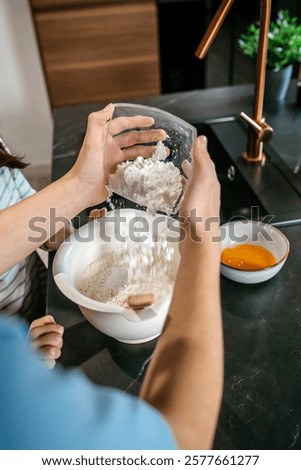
<box><xmin>221</xmin><ymin>244</ymin><xmax>277</xmax><ymax>271</ymax></box>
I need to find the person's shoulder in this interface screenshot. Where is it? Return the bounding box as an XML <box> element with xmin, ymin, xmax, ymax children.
<box><xmin>3</xmin><ymin>166</ymin><xmax>21</xmax><ymax>180</ymax></box>
<box><xmin>0</xmin><ymin>166</ymin><xmax>13</xmax><ymax>180</ymax></box>
<box><xmin>10</xmin><ymin>167</ymin><xmax>27</xmax><ymax>184</ymax></box>
<box><xmin>0</xmin><ymin>166</ymin><xmax>26</xmax><ymax>188</ymax></box>
<box><xmin>91</xmin><ymin>386</ymin><xmax>177</xmax><ymax>450</ymax></box>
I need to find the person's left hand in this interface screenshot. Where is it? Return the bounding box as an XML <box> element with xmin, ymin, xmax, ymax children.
<box><xmin>179</xmin><ymin>135</ymin><xmax>221</xmax><ymax>253</ymax></box>
<box><xmin>28</xmin><ymin>315</ymin><xmax>64</xmax><ymax>369</ymax></box>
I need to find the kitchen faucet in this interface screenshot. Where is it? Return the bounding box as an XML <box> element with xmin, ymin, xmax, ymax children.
<box><xmin>195</xmin><ymin>0</ymin><xmax>274</xmax><ymax>164</ymax></box>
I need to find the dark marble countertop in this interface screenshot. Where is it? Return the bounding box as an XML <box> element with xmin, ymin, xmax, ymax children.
<box><xmin>49</xmin><ymin>81</ymin><xmax>301</xmax><ymax>449</ymax></box>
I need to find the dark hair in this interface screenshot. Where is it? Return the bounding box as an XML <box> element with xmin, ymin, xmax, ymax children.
<box><xmin>0</xmin><ymin>138</ymin><xmax>29</xmax><ymax>169</ymax></box>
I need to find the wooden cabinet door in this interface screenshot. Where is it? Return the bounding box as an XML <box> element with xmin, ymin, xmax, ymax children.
<box><xmin>33</xmin><ymin>1</ymin><xmax>161</xmax><ymax>107</ymax></box>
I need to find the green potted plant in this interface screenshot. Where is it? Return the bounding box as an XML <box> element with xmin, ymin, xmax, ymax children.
<box><xmin>238</xmin><ymin>9</ymin><xmax>301</xmax><ymax>101</ymax></box>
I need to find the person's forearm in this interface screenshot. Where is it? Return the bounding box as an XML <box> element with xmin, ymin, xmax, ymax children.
<box><xmin>43</xmin><ymin>220</ymin><xmax>75</xmax><ymax>251</ymax></box>
<box><xmin>0</xmin><ymin>172</ymin><xmax>87</xmax><ymax>274</ymax></box>
<box><xmin>140</xmin><ymin>236</ymin><xmax>223</xmax><ymax>450</ymax></box>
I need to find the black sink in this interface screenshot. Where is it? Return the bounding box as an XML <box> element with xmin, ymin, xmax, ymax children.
<box><xmin>194</xmin><ymin>119</ymin><xmax>301</xmax><ymax>227</ymax></box>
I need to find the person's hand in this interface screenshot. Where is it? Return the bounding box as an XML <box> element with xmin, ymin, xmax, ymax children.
<box><xmin>28</xmin><ymin>315</ymin><xmax>64</xmax><ymax>369</ymax></box>
<box><xmin>69</xmin><ymin>103</ymin><xmax>167</xmax><ymax>208</ymax></box>
<box><xmin>180</xmin><ymin>135</ymin><xmax>221</xmax><ymax>252</ymax></box>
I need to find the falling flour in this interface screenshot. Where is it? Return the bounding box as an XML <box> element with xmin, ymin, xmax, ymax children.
<box><xmin>107</xmin><ymin>141</ymin><xmax>183</xmax><ymax>215</ymax></box>
<box><xmin>79</xmin><ymin>233</ymin><xmax>176</xmax><ymax>308</ymax></box>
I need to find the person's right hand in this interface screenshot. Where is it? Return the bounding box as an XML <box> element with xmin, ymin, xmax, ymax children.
<box><xmin>69</xmin><ymin>104</ymin><xmax>167</xmax><ymax>208</ymax></box>
<box><xmin>179</xmin><ymin>135</ymin><xmax>221</xmax><ymax>251</ymax></box>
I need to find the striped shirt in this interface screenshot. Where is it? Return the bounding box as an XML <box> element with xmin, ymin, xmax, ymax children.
<box><xmin>0</xmin><ymin>167</ymin><xmax>47</xmax><ymax>323</ymax></box>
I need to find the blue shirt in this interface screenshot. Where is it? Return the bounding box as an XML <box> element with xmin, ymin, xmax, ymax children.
<box><xmin>0</xmin><ymin>315</ymin><xmax>177</xmax><ymax>450</ymax></box>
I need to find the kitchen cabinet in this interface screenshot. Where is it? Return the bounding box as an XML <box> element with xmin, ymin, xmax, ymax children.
<box><xmin>30</xmin><ymin>0</ymin><xmax>161</xmax><ymax>107</ymax></box>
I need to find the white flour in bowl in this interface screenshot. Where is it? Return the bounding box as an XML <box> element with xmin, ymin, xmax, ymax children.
<box><xmin>78</xmin><ymin>234</ymin><xmax>176</xmax><ymax>308</ymax></box>
<box><xmin>107</xmin><ymin>141</ymin><xmax>183</xmax><ymax>215</ymax></box>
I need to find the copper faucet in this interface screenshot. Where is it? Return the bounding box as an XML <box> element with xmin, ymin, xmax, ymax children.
<box><xmin>195</xmin><ymin>0</ymin><xmax>274</xmax><ymax>164</ymax></box>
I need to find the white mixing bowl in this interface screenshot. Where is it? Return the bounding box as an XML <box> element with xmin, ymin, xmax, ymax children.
<box><xmin>53</xmin><ymin>209</ymin><xmax>180</xmax><ymax>343</ymax></box>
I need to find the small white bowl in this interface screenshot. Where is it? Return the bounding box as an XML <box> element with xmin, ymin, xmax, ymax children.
<box><xmin>53</xmin><ymin>209</ymin><xmax>180</xmax><ymax>343</ymax></box>
<box><xmin>220</xmin><ymin>220</ymin><xmax>290</xmax><ymax>284</ymax></box>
